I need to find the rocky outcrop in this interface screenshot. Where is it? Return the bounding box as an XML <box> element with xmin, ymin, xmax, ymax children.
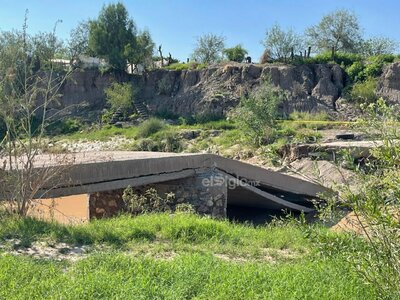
<box><xmin>377</xmin><ymin>62</ymin><xmax>400</xmax><ymax>102</ymax></box>
<box><xmin>56</xmin><ymin>63</ymin><xmax>346</xmax><ymax>118</ymax></box>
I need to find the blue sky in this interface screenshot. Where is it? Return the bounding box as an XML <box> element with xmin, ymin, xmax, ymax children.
<box><xmin>0</xmin><ymin>0</ymin><xmax>399</xmax><ymax>61</ymax></box>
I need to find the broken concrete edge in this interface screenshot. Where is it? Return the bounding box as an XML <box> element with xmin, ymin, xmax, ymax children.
<box><xmin>37</xmin><ymin>169</ymin><xmax>197</xmax><ymax>198</ymax></box>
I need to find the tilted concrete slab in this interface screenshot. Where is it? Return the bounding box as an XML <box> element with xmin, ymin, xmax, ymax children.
<box><xmin>225</xmin><ymin>175</ymin><xmax>314</xmax><ymax>213</ymax></box>
<box><xmin>53</xmin><ymin>153</ymin><xmax>211</xmax><ymax>188</ymax></box>
<box><xmin>5</xmin><ymin>151</ymin><xmax>329</xmax><ymax>212</ymax></box>
<box><xmin>213</xmin><ymin>156</ymin><xmax>327</xmax><ymax>197</ymax></box>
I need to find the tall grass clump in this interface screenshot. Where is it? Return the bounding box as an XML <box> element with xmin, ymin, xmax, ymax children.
<box><xmin>350</xmin><ymin>77</ymin><xmax>378</xmax><ymax>103</ymax></box>
<box><xmin>136</xmin><ymin>118</ymin><xmax>166</xmax><ymax>138</ymax></box>
<box><xmin>288</xmin><ymin>111</ymin><xmax>330</xmax><ymax>121</ymax></box>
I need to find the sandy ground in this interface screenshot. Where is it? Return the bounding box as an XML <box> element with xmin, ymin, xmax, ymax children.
<box><xmin>330</xmin><ymin>212</ymin><xmax>367</xmax><ymax>235</ymax></box>
<box><xmin>0</xmin><ymin>239</ymin><xmax>89</xmax><ymax>262</ymax></box>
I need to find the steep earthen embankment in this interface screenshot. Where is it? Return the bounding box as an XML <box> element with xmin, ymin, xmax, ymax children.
<box><xmin>56</xmin><ymin>63</ymin><xmax>347</xmax><ymax>118</ymax></box>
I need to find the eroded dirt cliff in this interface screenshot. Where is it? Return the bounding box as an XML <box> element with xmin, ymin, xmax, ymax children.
<box><xmin>56</xmin><ymin>63</ymin><xmax>347</xmax><ymax>118</ymax></box>
<box><xmin>377</xmin><ymin>62</ymin><xmax>400</xmax><ymax>102</ymax></box>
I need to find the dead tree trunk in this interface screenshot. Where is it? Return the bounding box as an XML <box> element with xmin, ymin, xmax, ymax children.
<box><xmin>158</xmin><ymin>45</ymin><xmax>164</xmax><ymax>67</ymax></box>
<box><xmin>168</xmin><ymin>52</ymin><xmax>172</xmax><ymax>65</ymax></box>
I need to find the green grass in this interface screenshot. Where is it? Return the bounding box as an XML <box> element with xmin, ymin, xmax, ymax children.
<box><xmin>164</xmin><ymin>62</ymin><xmax>208</xmax><ymax>71</ymax></box>
<box><xmin>0</xmin><ymin>213</ymin><xmax>312</xmax><ymax>252</ymax></box>
<box><xmin>58</xmin><ymin>119</ymin><xmax>235</xmax><ymax>141</ymax></box>
<box><xmin>288</xmin><ymin>111</ymin><xmax>330</xmax><ymax>122</ymax></box>
<box><xmin>55</xmin><ymin>116</ymin><xmax>344</xmax><ymax>147</ymax></box>
<box><xmin>0</xmin><ymin>252</ymin><xmax>374</xmax><ymax>299</ymax></box>
<box><xmin>178</xmin><ymin>119</ymin><xmax>236</xmax><ymax>131</ymax></box>
<box><xmin>0</xmin><ymin>213</ymin><xmax>375</xmax><ymax>299</ymax></box>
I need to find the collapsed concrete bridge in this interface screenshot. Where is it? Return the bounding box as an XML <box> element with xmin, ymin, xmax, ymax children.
<box><xmin>6</xmin><ymin>152</ymin><xmax>329</xmax><ymax>223</ymax></box>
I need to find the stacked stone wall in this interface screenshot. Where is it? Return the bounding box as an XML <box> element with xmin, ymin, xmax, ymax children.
<box><xmin>88</xmin><ymin>170</ymin><xmax>227</xmax><ymax>219</ymax></box>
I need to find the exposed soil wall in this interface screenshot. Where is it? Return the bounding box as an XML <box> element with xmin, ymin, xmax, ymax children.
<box><xmin>54</xmin><ymin>63</ymin><xmax>347</xmax><ymax>118</ymax></box>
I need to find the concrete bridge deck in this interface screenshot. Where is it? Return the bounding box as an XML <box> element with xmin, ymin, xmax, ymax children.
<box><xmin>25</xmin><ymin>151</ymin><xmax>328</xmax><ymax>214</ymax></box>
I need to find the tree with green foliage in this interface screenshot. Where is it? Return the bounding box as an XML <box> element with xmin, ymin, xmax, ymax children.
<box><xmin>31</xmin><ymin>20</ymin><xmax>64</xmax><ymax>68</ymax></box>
<box><xmin>124</xmin><ymin>29</ymin><xmax>155</xmax><ymax>72</ymax></box>
<box><xmin>191</xmin><ymin>33</ymin><xmax>225</xmax><ymax>64</ymax></box>
<box><xmin>104</xmin><ymin>82</ymin><xmax>134</xmax><ymax>117</ymax></box>
<box><xmin>263</xmin><ymin>24</ymin><xmax>303</xmax><ymax>61</ymax></box>
<box><xmin>231</xmin><ymin>81</ymin><xmax>286</xmax><ymax>146</ymax></box>
<box><xmin>305</xmin><ymin>9</ymin><xmax>362</xmax><ymax>53</ymax></box>
<box><xmin>360</xmin><ymin>37</ymin><xmax>398</xmax><ymax>57</ymax></box>
<box><xmin>223</xmin><ymin>44</ymin><xmax>248</xmax><ymax>62</ymax></box>
<box><xmin>67</xmin><ymin>20</ymin><xmax>91</xmax><ymax>64</ymax></box>
<box><xmin>88</xmin><ymin>3</ymin><xmax>136</xmax><ymax>70</ymax></box>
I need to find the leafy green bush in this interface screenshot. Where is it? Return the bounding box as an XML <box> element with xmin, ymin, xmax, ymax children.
<box><xmin>104</xmin><ymin>82</ymin><xmax>134</xmax><ymax>117</ymax></box>
<box><xmin>306</xmin><ymin>52</ymin><xmax>393</xmax><ymax>84</ymax></box>
<box><xmin>345</xmin><ymin>61</ymin><xmax>365</xmax><ymax>82</ymax></box>
<box><xmin>350</xmin><ymin>78</ymin><xmax>378</xmax><ymax>103</ymax></box>
<box><xmin>363</xmin><ymin>62</ymin><xmax>382</xmax><ymax>78</ymax></box>
<box><xmin>223</xmin><ymin>44</ymin><xmax>248</xmax><ymax>62</ymax></box>
<box><xmin>136</xmin><ymin>118</ymin><xmax>166</xmax><ymax>138</ymax></box>
<box><xmin>164</xmin><ymin>62</ymin><xmax>188</xmax><ymax>71</ymax></box>
<box><xmin>371</xmin><ymin>54</ymin><xmax>395</xmax><ymax>63</ymax></box>
<box><xmin>101</xmin><ymin>109</ymin><xmax>114</xmax><ymax>124</ymax></box>
<box><xmin>175</xmin><ymin>203</ymin><xmax>196</xmax><ymax>214</ymax></box>
<box><xmin>122</xmin><ymin>187</ymin><xmax>175</xmax><ymax>215</ymax></box>
<box><xmin>363</xmin><ymin>54</ymin><xmax>395</xmax><ymax>78</ymax></box>
<box><xmin>276</xmin><ymin>122</ymin><xmax>322</xmax><ymax>145</ymax></box>
<box><xmin>45</xmin><ymin>118</ymin><xmax>83</xmax><ymax>135</ymax></box>
<box><xmin>333</xmin><ymin>52</ymin><xmax>363</xmax><ymax>67</ymax></box>
<box><xmin>309</xmin><ymin>51</ymin><xmax>362</xmax><ymax>67</ymax></box>
<box><xmin>230</xmin><ymin>80</ymin><xmax>285</xmax><ymax>146</ymax></box>
<box><xmin>165</xmin><ymin>62</ymin><xmax>208</xmax><ymax>71</ymax></box>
